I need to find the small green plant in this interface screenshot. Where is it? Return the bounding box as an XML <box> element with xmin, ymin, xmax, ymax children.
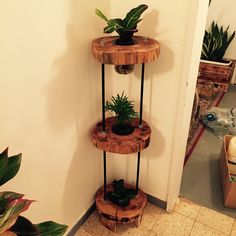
<box><xmin>105</xmin><ymin>92</ymin><xmax>138</xmax><ymax>135</ymax></box>
<box><xmin>201</xmin><ymin>21</ymin><xmax>235</xmax><ymax>62</ymax></box>
<box><xmin>105</xmin><ymin>92</ymin><xmax>138</xmax><ymax>127</ymax></box>
<box><xmin>0</xmin><ymin>148</ymin><xmax>68</xmax><ymax>236</ymax></box>
<box><xmin>95</xmin><ymin>4</ymin><xmax>148</xmax><ymax>34</ymax></box>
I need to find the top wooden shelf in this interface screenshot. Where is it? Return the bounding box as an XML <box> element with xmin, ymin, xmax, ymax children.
<box><xmin>92</xmin><ymin>36</ymin><xmax>160</xmax><ymax>65</ymax></box>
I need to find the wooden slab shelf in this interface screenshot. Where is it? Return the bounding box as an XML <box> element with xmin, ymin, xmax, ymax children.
<box><xmin>92</xmin><ymin>36</ymin><xmax>160</xmax><ymax>65</ymax></box>
<box><xmin>96</xmin><ymin>184</ymin><xmax>147</xmax><ymax>232</ymax></box>
<box><xmin>91</xmin><ymin>117</ymin><xmax>151</xmax><ymax>154</ymax></box>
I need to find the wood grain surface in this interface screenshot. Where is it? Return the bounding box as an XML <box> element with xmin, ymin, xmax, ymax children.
<box><xmin>92</xmin><ymin>36</ymin><xmax>160</xmax><ymax>65</ymax></box>
<box><xmin>96</xmin><ymin>183</ymin><xmax>147</xmax><ymax>232</ymax></box>
<box><xmin>91</xmin><ymin>117</ymin><xmax>151</xmax><ymax>154</ymax></box>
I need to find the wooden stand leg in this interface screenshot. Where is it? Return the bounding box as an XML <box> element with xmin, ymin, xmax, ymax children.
<box><xmin>100</xmin><ymin>215</ymin><xmax>117</xmax><ymax>232</ymax></box>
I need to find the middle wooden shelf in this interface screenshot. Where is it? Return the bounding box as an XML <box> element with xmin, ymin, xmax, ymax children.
<box><xmin>91</xmin><ymin>117</ymin><xmax>151</xmax><ymax>154</ymax></box>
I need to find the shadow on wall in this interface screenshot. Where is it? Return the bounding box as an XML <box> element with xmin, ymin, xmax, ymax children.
<box><xmin>46</xmin><ymin>0</ymin><xmax>109</xmax><ymax>226</ymax></box>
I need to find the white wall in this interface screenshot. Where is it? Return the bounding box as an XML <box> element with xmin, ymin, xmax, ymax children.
<box><xmin>108</xmin><ymin>0</ymin><xmax>191</xmax><ymax>201</ymax></box>
<box><xmin>0</xmin><ymin>0</ymin><xmax>109</xmax><ymax>230</ymax></box>
<box><xmin>0</xmin><ymin>0</ymin><xmax>199</xmax><ymax>232</ymax></box>
<box><xmin>206</xmin><ymin>0</ymin><xmax>236</xmax><ymax>59</ymax></box>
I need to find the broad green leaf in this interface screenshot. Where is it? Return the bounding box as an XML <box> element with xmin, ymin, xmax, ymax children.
<box><xmin>36</xmin><ymin>221</ymin><xmax>68</xmax><ymax>236</ymax></box>
<box><xmin>122</xmin><ymin>4</ymin><xmax>148</xmax><ymax>29</ymax></box>
<box><xmin>10</xmin><ymin>216</ymin><xmax>39</xmax><ymax>236</ymax></box>
<box><xmin>0</xmin><ymin>148</ymin><xmax>8</xmax><ymax>182</ymax></box>
<box><xmin>95</xmin><ymin>9</ymin><xmax>108</xmax><ymax>22</ymax></box>
<box><xmin>104</xmin><ymin>19</ymin><xmax>124</xmax><ymax>33</ymax></box>
<box><xmin>0</xmin><ymin>198</ymin><xmax>34</xmax><ymax>233</ymax></box>
<box><xmin>0</xmin><ymin>154</ymin><xmax>22</xmax><ymax>186</ymax></box>
<box><xmin>0</xmin><ymin>192</ymin><xmax>24</xmax><ymax>214</ymax></box>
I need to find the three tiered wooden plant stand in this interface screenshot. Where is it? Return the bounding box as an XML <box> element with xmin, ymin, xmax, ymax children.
<box><xmin>91</xmin><ymin>36</ymin><xmax>160</xmax><ymax>232</ymax></box>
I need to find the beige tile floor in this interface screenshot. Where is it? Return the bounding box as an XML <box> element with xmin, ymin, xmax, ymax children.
<box><xmin>75</xmin><ymin>198</ymin><xmax>236</xmax><ymax>236</ymax></box>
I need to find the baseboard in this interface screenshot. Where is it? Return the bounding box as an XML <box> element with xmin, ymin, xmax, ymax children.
<box><xmin>67</xmin><ymin>194</ymin><xmax>166</xmax><ymax>235</ymax></box>
<box><xmin>146</xmin><ymin>193</ymin><xmax>167</xmax><ymax>210</ymax></box>
<box><xmin>67</xmin><ymin>202</ymin><xmax>96</xmax><ymax>236</ymax></box>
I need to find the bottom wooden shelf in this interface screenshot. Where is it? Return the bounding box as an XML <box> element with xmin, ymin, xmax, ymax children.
<box><xmin>96</xmin><ymin>183</ymin><xmax>147</xmax><ymax>232</ymax></box>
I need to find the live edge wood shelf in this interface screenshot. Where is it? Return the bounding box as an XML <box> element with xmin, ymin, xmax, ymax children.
<box><xmin>91</xmin><ymin>36</ymin><xmax>160</xmax><ymax>232</ymax></box>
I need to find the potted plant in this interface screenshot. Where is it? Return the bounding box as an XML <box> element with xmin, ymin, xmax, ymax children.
<box><xmin>107</xmin><ymin>179</ymin><xmax>136</xmax><ymax>207</ymax></box>
<box><xmin>105</xmin><ymin>92</ymin><xmax>138</xmax><ymax>135</ymax></box>
<box><xmin>95</xmin><ymin>4</ymin><xmax>148</xmax><ymax>45</ymax></box>
<box><xmin>199</xmin><ymin>21</ymin><xmax>236</xmax><ymax>91</ymax></box>
<box><xmin>0</xmin><ymin>148</ymin><xmax>68</xmax><ymax>236</ymax></box>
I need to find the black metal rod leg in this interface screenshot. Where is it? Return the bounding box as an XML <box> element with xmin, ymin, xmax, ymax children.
<box><xmin>103</xmin><ymin>151</ymin><xmax>107</xmax><ymax>200</ymax></box>
<box><xmin>102</xmin><ymin>64</ymin><xmax>105</xmax><ymax>132</ymax></box>
<box><xmin>139</xmin><ymin>63</ymin><xmax>145</xmax><ymax>126</ymax></box>
<box><xmin>136</xmin><ymin>152</ymin><xmax>141</xmax><ymax>192</ymax></box>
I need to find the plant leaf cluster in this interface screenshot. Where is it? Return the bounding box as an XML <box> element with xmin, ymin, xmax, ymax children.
<box><xmin>107</xmin><ymin>179</ymin><xmax>136</xmax><ymax>207</ymax></box>
<box><xmin>201</xmin><ymin>21</ymin><xmax>235</xmax><ymax>61</ymax></box>
<box><xmin>105</xmin><ymin>92</ymin><xmax>138</xmax><ymax>127</ymax></box>
<box><xmin>95</xmin><ymin>4</ymin><xmax>148</xmax><ymax>34</ymax></box>
<box><xmin>0</xmin><ymin>148</ymin><xmax>68</xmax><ymax>235</ymax></box>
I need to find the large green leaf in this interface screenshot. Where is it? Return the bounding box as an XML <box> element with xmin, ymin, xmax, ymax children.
<box><xmin>122</xmin><ymin>4</ymin><xmax>148</xmax><ymax>29</ymax></box>
<box><xmin>95</xmin><ymin>9</ymin><xmax>108</xmax><ymax>22</ymax></box>
<box><xmin>36</xmin><ymin>221</ymin><xmax>68</xmax><ymax>236</ymax></box>
<box><xmin>0</xmin><ymin>192</ymin><xmax>24</xmax><ymax>214</ymax></box>
<box><xmin>0</xmin><ymin>154</ymin><xmax>22</xmax><ymax>186</ymax></box>
<box><xmin>0</xmin><ymin>148</ymin><xmax>9</xmax><ymax>182</ymax></box>
<box><xmin>10</xmin><ymin>216</ymin><xmax>39</xmax><ymax>236</ymax></box>
<box><xmin>0</xmin><ymin>198</ymin><xmax>34</xmax><ymax>233</ymax></box>
<box><xmin>104</xmin><ymin>19</ymin><xmax>124</xmax><ymax>33</ymax></box>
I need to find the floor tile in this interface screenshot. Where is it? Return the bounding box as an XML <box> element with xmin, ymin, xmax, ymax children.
<box><xmin>174</xmin><ymin>197</ymin><xmax>201</xmax><ymax>219</ymax></box>
<box><xmin>81</xmin><ymin>212</ymin><xmax>110</xmax><ymax>236</ymax></box>
<box><xmin>75</xmin><ymin>228</ymin><xmax>92</xmax><ymax>236</ymax></box>
<box><xmin>231</xmin><ymin>220</ymin><xmax>236</xmax><ymax>236</ymax></box>
<box><xmin>152</xmin><ymin>211</ymin><xmax>194</xmax><ymax>236</ymax></box>
<box><xmin>108</xmin><ymin>225</ymin><xmax>150</xmax><ymax>236</ymax></box>
<box><xmin>190</xmin><ymin>222</ymin><xmax>227</xmax><ymax>236</ymax></box>
<box><xmin>141</xmin><ymin>202</ymin><xmax>163</xmax><ymax>230</ymax></box>
<box><xmin>196</xmin><ymin>207</ymin><xmax>234</xmax><ymax>234</ymax></box>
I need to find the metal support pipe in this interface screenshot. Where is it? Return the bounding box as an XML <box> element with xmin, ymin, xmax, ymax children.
<box><xmin>103</xmin><ymin>151</ymin><xmax>107</xmax><ymax>200</ymax></box>
<box><xmin>101</xmin><ymin>64</ymin><xmax>105</xmax><ymax>132</ymax></box>
<box><xmin>139</xmin><ymin>63</ymin><xmax>145</xmax><ymax>126</ymax></box>
<box><xmin>136</xmin><ymin>152</ymin><xmax>141</xmax><ymax>192</ymax></box>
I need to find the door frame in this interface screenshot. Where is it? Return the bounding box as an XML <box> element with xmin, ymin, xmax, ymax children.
<box><xmin>166</xmin><ymin>0</ymin><xmax>210</xmax><ymax>211</ymax></box>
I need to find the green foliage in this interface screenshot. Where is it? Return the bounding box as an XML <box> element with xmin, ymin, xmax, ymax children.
<box><xmin>201</xmin><ymin>21</ymin><xmax>235</xmax><ymax>61</ymax></box>
<box><xmin>0</xmin><ymin>148</ymin><xmax>68</xmax><ymax>235</ymax></box>
<box><xmin>105</xmin><ymin>92</ymin><xmax>138</xmax><ymax>126</ymax></box>
<box><xmin>0</xmin><ymin>148</ymin><xmax>21</xmax><ymax>186</ymax></box>
<box><xmin>95</xmin><ymin>4</ymin><xmax>148</xmax><ymax>34</ymax></box>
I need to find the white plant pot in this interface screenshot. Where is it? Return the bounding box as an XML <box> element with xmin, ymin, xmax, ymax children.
<box><xmin>200</xmin><ymin>59</ymin><xmax>232</xmax><ymax>66</ymax></box>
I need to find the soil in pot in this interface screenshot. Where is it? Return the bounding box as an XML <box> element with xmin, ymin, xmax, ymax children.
<box><xmin>112</xmin><ymin>123</ymin><xmax>135</xmax><ymax>135</ymax></box>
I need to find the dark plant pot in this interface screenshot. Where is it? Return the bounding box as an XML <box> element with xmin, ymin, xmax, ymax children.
<box><xmin>115</xmin><ymin>29</ymin><xmax>138</xmax><ymax>46</ymax></box>
<box><xmin>112</xmin><ymin>124</ymin><xmax>135</xmax><ymax>135</ymax></box>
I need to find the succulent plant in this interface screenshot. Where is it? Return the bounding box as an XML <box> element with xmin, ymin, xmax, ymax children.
<box><xmin>201</xmin><ymin>21</ymin><xmax>235</xmax><ymax>62</ymax></box>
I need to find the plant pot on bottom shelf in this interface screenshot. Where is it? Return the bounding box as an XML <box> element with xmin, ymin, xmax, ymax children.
<box><xmin>96</xmin><ymin>181</ymin><xmax>147</xmax><ymax>232</ymax></box>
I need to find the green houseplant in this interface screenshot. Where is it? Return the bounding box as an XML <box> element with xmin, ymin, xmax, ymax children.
<box><xmin>105</xmin><ymin>92</ymin><xmax>138</xmax><ymax>135</ymax></box>
<box><xmin>95</xmin><ymin>4</ymin><xmax>148</xmax><ymax>45</ymax></box>
<box><xmin>201</xmin><ymin>21</ymin><xmax>235</xmax><ymax>63</ymax></box>
<box><xmin>0</xmin><ymin>148</ymin><xmax>68</xmax><ymax>236</ymax></box>
<box><xmin>198</xmin><ymin>20</ymin><xmax>236</xmax><ymax>92</ymax></box>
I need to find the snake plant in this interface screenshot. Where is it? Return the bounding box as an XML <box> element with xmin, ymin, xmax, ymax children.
<box><xmin>0</xmin><ymin>148</ymin><xmax>68</xmax><ymax>236</ymax></box>
<box><xmin>201</xmin><ymin>21</ymin><xmax>235</xmax><ymax>62</ymax></box>
<box><xmin>95</xmin><ymin>4</ymin><xmax>148</xmax><ymax>34</ymax></box>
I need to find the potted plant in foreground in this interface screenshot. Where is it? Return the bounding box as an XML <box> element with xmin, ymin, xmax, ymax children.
<box><xmin>199</xmin><ymin>21</ymin><xmax>235</xmax><ymax>91</ymax></box>
<box><xmin>0</xmin><ymin>148</ymin><xmax>68</xmax><ymax>236</ymax></box>
<box><xmin>95</xmin><ymin>4</ymin><xmax>148</xmax><ymax>45</ymax></box>
<box><xmin>105</xmin><ymin>92</ymin><xmax>138</xmax><ymax>135</ymax></box>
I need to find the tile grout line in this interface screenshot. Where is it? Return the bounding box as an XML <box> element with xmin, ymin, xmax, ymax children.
<box><xmin>229</xmin><ymin>219</ymin><xmax>235</xmax><ymax>236</ymax></box>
